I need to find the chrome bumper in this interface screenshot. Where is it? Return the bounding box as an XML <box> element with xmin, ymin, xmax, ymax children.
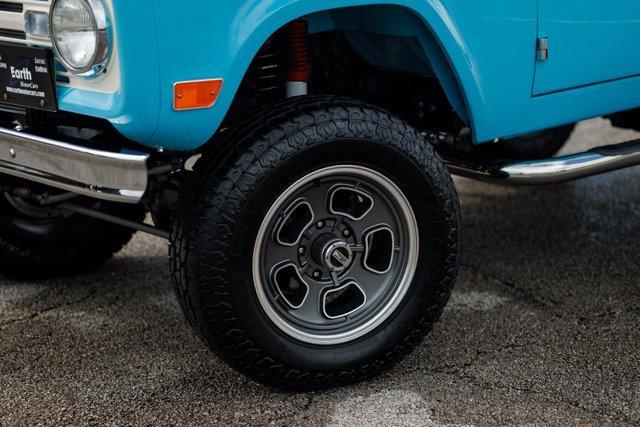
<box><xmin>0</xmin><ymin>126</ymin><xmax>149</xmax><ymax>203</ymax></box>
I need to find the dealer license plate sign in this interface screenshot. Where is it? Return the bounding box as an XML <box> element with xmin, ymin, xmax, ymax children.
<box><xmin>0</xmin><ymin>44</ymin><xmax>57</xmax><ymax>112</ymax></box>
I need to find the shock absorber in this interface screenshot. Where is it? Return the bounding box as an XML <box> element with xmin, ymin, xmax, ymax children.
<box><xmin>286</xmin><ymin>20</ymin><xmax>310</xmax><ymax>97</ymax></box>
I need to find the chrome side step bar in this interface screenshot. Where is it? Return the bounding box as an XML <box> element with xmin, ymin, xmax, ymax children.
<box><xmin>0</xmin><ymin>126</ymin><xmax>149</xmax><ymax>203</ymax></box>
<box><xmin>441</xmin><ymin>139</ymin><xmax>640</xmax><ymax>185</ymax></box>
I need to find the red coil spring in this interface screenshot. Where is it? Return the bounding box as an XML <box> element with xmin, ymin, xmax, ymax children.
<box><xmin>286</xmin><ymin>20</ymin><xmax>310</xmax><ymax>82</ymax></box>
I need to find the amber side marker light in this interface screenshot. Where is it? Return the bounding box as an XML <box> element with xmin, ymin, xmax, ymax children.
<box><xmin>173</xmin><ymin>79</ymin><xmax>223</xmax><ymax>111</ymax></box>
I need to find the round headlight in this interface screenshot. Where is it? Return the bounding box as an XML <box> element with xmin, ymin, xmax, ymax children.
<box><xmin>50</xmin><ymin>0</ymin><xmax>112</xmax><ymax>77</ymax></box>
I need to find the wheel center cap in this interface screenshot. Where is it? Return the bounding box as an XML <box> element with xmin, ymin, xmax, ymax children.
<box><xmin>322</xmin><ymin>239</ymin><xmax>353</xmax><ymax>272</ymax></box>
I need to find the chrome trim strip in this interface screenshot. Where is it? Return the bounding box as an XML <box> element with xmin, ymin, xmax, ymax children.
<box><xmin>0</xmin><ymin>126</ymin><xmax>148</xmax><ymax>203</ymax></box>
<box><xmin>442</xmin><ymin>139</ymin><xmax>640</xmax><ymax>185</ymax></box>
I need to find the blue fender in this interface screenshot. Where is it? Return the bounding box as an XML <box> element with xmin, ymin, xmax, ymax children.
<box><xmin>144</xmin><ymin>0</ymin><xmax>486</xmax><ymax>151</ymax></box>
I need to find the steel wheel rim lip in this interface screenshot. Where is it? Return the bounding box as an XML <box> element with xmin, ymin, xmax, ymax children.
<box><xmin>252</xmin><ymin>165</ymin><xmax>419</xmax><ymax>346</ymax></box>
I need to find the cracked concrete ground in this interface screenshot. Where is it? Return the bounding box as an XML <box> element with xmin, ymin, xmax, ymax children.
<box><xmin>1</xmin><ymin>118</ymin><xmax>639</xmax><ymax>425</ymax></box>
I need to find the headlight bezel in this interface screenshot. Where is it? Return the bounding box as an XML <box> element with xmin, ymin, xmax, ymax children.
<box><xmin>49</xmin><ymin>0</ymin><xmax>113</xmax><ymax>78</ymax></box>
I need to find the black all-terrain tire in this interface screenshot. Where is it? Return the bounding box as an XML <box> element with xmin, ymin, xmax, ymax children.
<box><xmin>0</xmin><ymin>198</ymin><xmax>144</xmax><ymax>279</ymax></box>
<box><xmin>481</xmin><ymin>124</ymin><xmax>576</xmax><ymax>160</ymax></box>
<box><xmin>171</xmin><ymin>96</ymin><xmax>462</xmax><ymax>390</ymax></box>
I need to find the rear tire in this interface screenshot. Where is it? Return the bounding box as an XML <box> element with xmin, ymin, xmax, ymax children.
<box><xmin>171</xmin><ymin>96</ymin><xmax>462</xmax><ymax>390</ymax></box>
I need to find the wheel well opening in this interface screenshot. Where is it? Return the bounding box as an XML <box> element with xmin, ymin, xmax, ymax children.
<box><xmin>225</xmin><ymin>5</ymin><xmax>470</xmax><ymax>137</ymax></box>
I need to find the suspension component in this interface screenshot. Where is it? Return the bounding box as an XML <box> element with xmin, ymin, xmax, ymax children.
<box><xmin>252</xmin><ymin>38</ymin><xmax>285</xmax><ymax>99</ymax></box>
<box><xmin>59</xmin><ymin>202</ymin><xmax>169</xmax><ymax>239</ymax></box>
<box><xmin>286</xmin><ymin>20</ymin><xmax>310</xmax><ymax>97</ymax></box>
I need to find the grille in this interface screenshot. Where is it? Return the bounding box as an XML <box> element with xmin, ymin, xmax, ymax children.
<box><xmin>0</xmin><ymin>28</ymin><xmax>25</xmax><ymax>39</ymax></box>
<box><xmin>0</xmin><ymin>1</ymin><xmax>23</xmax><ymax>13</ymax></box>
<box><xmin>0</xmin><ymin>0</ymin><xmax>51</xmax><ymax>45</ymax></box>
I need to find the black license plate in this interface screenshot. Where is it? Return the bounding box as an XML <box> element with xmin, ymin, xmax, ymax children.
<box><xmin>0</xmin><ymin>44</ymin><xmax>57</xmax><ymax>112</ymax></box>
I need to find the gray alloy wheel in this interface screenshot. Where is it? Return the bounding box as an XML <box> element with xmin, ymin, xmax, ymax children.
<box><xmin>252</xmin><ymin>165</ymin><xmax>419</xmax><ymax>345</ymax></box>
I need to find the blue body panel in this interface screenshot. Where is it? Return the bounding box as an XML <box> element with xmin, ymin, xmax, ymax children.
<box><xmin>535</xmin><ymin>0</ymin><xmax>640</xmax><ymax>95</ymax></box>
<box><xmin>57</xmin><ymin>0</ymin><xmax>640</xmax><ymax>151</ymax></box>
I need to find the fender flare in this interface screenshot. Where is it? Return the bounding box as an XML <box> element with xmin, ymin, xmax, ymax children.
<box><xmin>222</xmin><ymin>1</ymin><xmax>480</xmax><ymax>126</ymax></box>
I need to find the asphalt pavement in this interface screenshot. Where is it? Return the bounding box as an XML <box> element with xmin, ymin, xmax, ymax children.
<box><xmin>1</xmin><ymin>118</ymin><xmax>639</xmax><ymax>425</ymax></box>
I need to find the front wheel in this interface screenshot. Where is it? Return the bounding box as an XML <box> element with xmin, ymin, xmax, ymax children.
<box><xmin>171</xmin><ymin>97</ymin><xmax>461</xmax><ymax>389</ymax></box>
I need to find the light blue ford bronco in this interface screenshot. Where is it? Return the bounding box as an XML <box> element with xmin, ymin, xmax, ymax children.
<box><xmin>1</xmin><ymin>0</ymin><xmax>639</xmax><ymax>389</ymax></box>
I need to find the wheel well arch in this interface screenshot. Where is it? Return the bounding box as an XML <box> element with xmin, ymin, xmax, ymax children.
<box><xmin>226</xmin><ymin>4</ymin><xmax>474</xmax><ymax>130</ymax></box>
